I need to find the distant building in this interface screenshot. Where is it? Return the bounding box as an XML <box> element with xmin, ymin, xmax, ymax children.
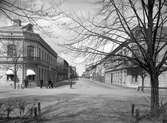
<box><xmin>104</xmin><ymin>29</ymin><xmax>167</xmax><ymax>88</ymax></box>
<box><xmin>84</xmin><ymin>28</ymin><xmax>167</xmax><ymax>88</ymax></box>
<box><xmin>84</xmin><ymin>61</ymin><xmax>105</xmax><ymax>82</ymax></box>
<box><xmin>71</xmin><ymin>66</ymin><xmax>78</xmax><ymax>78</ymax></box>
<box><xmin>104</xmin><ymin>42</ymin><xmax>144</xmax><ymax>87</ymax></box>
<box><xmin>0</xmin><ymin>20</ymin><xmax>57</xmax><ymax>87</ymax></box>
<box><xmin>57</xmin><ymin>56</ymin><xmax>69</xmax><ymax>81</ymax></box>
<box><xmin>57</xmin><ymin>57</ymin><xmax>78</xmax><ymax>81</ymax></box>
<box><xmin>69</xmin><ymin>66</ymin><xmax>77</xmax><ymax>78</ymax></box>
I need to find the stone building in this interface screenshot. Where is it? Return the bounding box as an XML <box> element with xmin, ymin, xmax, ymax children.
<box><xmin>84</xmin><ymin>61</ymin><xmax>105</xmax><ymax>83</ymax></box>
<box><xmin>69</xmin><ymin>66</ymin><xmax>77</xmax><ymax>79</ymax></box>
<box><xmin>84</xmin><ymin>30</ymin><xmax>167</xmax><ymax>88</ymax></box>
<box><xmin>57</xmin><ymin>57</ymin><xmax>78</xmax><ymax>81</ymax></box>
<box><xmin>104</xmin><ymin>41</ymin><xmax>167</xmax><ymax>88</ymax></box>
<box><xmin>0</xmin><ymin>20</ymin><xmax>57</xmax><ymax>87</ymax></box>
<box><xmin>104</xmin><ymin>26</ymin><xmax>167</xmax><ymax>88</ymax></box>
<box><xmin>57</xmin><ymin>56</ymin><xmax>69</xmax><ymax>81</ymax></box>
<box><xmin>104</xmin><ymin>43</ymin><xmax>144</xmax><ymax>87</ymax></box>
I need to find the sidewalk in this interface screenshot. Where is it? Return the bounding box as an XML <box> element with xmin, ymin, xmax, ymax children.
<box><xmin>84</xmin><ymin>78</ymin><xmax>138</xmax><ymax>90</ymax></box>
<box><xmin>86</xmin><ymin>78</ymin><xmax>167</xmax><ymax>97</ymax></box>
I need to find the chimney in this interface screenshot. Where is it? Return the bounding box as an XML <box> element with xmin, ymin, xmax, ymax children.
<box><xmin>22</xmin><ymin>23</ymin><xmax>33</xmax><ymax>32</ymax></box>
<box><xmin>13</xmin><ymin>19</ymin><xmax>21</xmax><ymax>26</ymax></box>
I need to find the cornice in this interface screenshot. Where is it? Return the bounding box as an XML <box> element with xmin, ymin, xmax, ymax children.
<box><xmin>0</xmin><ymin>30</ymin><xmax>57</xmax><ymax>59</ymax></box>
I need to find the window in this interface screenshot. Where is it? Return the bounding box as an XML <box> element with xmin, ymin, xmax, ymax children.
<box><xmin>132</xmin><ymin>74</ymin><xmax>138</xmax><ymax>83</ymax></box>
<box><xmin>47</xmin><ymin>54</ymin><xmax>49</xmax><ymax>63</ymax></box>
<box><xmin>7</xmin><ymin>75</ymin><xmax>14</xmax><ymax>81</ymax></box>
<box><xmin>45</xmin><ymin>52</ymin><xmax>47</xmax><ymax>62</ymax></box>
<box><xmin>42</xmin><ymin>51</ymin><xmax>44</xmax><ymax>60</ymax></box>
<box><xmin>28</xmin><ymin>75</ymin><xmax>35</xmax><ymax>81</ymax></box>
<box><xmin>27</xmin><ymin>46</ymin><xmax>34</xmax><ymax>57</ymax></box>
<box><xmin>39</xmin><ymin>48</ymin><xmax>41</xmax><ymax>59</ymax></box>
<box><xmin>7</xmin><ymin>44</ymin><xmax>16</xmax><ymax>57</ymax></box>
<box><xmin>45</xmin><ymin>52</ymin><xmax>46</xmax><ymax>61</ymax></box>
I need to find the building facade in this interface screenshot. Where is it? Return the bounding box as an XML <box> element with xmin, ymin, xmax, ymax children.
<box><xmin>104</xmin><ymin>42</ymin><xmax>167</xmax><ymax>88</ymax></box>
<box><xmin>69</xmin><ymin>66</ymin><xmax>77</xmax><ymax>79</ymax></box>
<box><xmin>84</xmin><ymin>61</ymin><xmax>105</xmax><ymax>83</ymax></box>
<box><xmin>0</xmin><ymin>20</ymin><xmax>57</xmax><ymax>87</ymax></box>
<box><xmin>84</xmin><ymin>37</ymin><xmax>167</xmax><ymax>88</ymax></box>
<box><xmin>57</xmin><ymin>56</ymin><xmax>69</xmax><ymax>81</ymax></box>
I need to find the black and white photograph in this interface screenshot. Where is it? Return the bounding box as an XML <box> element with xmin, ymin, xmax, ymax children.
<box><xmin>0</xmin><ymin>0</ymin><xmax>167</xmax><ymax>122</ymax></box>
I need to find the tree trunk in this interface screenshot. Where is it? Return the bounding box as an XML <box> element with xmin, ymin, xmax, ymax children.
<box><xmin>14</xmin><ymin>64</ymin><xmax>17</xmax><ymax>89</ymax></box>
<box><xmin>150</xmin><ymin>73</ymin><xmax>159</xmax><ymax>115</ymax></box>
<box><xmin>141</xmin><ymin>76</ymin><xmax>144</xmax><ymax>92</ymax></box>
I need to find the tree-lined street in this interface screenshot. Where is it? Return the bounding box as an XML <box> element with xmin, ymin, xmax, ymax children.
<box><xmin>0</xmin><ymin>79</ymin><xmax>166</xmax><ymax>123</ymax></box>
<box><xmin>0</xmin><ymin>0</ymin><xmax>167</xmax><ymax>122</ymax></box>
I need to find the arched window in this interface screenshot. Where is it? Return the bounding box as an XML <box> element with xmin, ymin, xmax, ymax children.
<box><xmin>27</xmin><ymin>45</ymin><xmax>34</xmax><ymax>57</ymax></box>
<box><xmin>7</xmin><ymin>44</ymin><xmax>16</xmax><ymax>57</ymax></box>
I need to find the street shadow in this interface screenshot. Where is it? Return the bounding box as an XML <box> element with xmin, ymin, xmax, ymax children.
<box><xmin>55</xmin><ymin>81</ymin><xmax>76</xmax><ymax>88</ymax></box>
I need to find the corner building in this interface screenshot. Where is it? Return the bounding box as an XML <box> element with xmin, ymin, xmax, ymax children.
<box><xmin>0</xmin><ymin>21</ymin><xmax>57</xmax><ymax>87</ymax></box>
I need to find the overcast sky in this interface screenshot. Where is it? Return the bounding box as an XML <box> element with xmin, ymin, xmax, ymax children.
<box><xmin>0</xmin><ymin>0</ymin><xmax>100</xmax><ymax>76</ymax></box>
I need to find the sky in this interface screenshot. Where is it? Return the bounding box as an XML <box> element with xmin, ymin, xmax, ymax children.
<box><xmin>0</xmin><ymin>0</ymin><xmax>100</xmax><ymax>76</ymax></box>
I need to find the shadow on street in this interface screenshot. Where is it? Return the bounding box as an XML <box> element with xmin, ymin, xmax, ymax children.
<box><xmin>55</xmin><ymin>81</ymin><xmax>76</xmax><ymax>88</ymax></box>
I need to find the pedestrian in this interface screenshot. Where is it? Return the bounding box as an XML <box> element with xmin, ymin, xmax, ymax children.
<box><xmin>40</xmin><ymin>80</ymin><xmax>43</xmax><ymax>88</ymax></box>
<box><xmin>24</xmin><ymin>77</ymin><xmax>28</xmax><ymax>88</ymax></box>
<box><xmin>51</xmin><ymin>80</ymin><xmax>54</xmax><ymax>88</ymax></box>
<box><xmin>48</xmin><ymin>80</ymin><xmax>51</xmax><ymax>88</ymax></box>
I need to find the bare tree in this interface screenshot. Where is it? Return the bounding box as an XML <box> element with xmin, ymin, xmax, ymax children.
<box><xmin>11</xmin><ymin>39</ymin><xmax>22</xmax><ymax>89</ymax></box>
<box><xmin>0</xmin><ymin>0</ymin><xmax>63</xmax><ymax>89</ymax></box>
<box><xmin>0</xmin><ymin>0</ymin><xmax>36</xmax><ymax>89</ymax></box>
<box><xmin>0</xmin><ymin>0</ymin><xmax>63</xmax><ymax>30</ymax></box>
<box><xmin>63</xmin><ymin>0</ymin><xmax>167</xmax><ymax>114</ymax></box>
<box><xmin>0</xmin><ymin>32</ymin><xmax>23</xmax><ymax>89</ymax></box>
<box><xmin>139</xmin><ymin>69</ymin><xmax>147</xmax><ymax>92</ymax></box>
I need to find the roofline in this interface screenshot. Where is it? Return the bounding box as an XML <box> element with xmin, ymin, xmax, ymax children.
<box><xmin>0</xmin><ymin>27</ymin><xmax>58</xmax><ymax>58</ymax></box>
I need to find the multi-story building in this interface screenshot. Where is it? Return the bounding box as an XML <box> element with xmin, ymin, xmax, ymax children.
<box><xmin>104</xmin><ymin>26</ymin><xmax>167</xmax><ymax>88</ymax></box>
<box><xmin>104</xmin><ymin>42</ymin><xmax>145</xmax><ymax>87</ymax></box>
<box><xmin>104</xmin><ymin>41</ymin><xmax>167</xmax><ymax>88</ymax></box>
<box><xmin>84</xmin><ymin>61</ymin><xmax>105</xmax><ymax>83</ymax></box>
<box><xmin>84</xmin><ymin>28</ymin><xmax>167</xmax><ymax>88</ymax></box>
<box><xmin>0</xmin><ymin>20</ymin><xmax>57</xmax><ymax>87</ymax></box>
<box><xmin>69</xmin><ymin>66</ymin><xmax>77</xmax><ymax>79</ymax></box>
<box><xmin>57</xmin><ymin>57</ymin><xmax>78</xmax><ymax>81</ymax></box>
<box><xmin>57</xmin><ymin>56</ymin><xmax>69</xmax><ymax>81</ymax></box>
<box><xmin>84</xmin><ymin>64</ymin><xmax>95</xmax><ymax>79</ymax></box>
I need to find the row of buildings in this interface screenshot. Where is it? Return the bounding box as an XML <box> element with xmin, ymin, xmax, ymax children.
<box><xmin>0</xmin><ymin>20</ymin><xmax>77</xmax><ymax>87</ymax></box>
<box><xmin>82</xmin><ymin>30</ymin><xmax>167</xmax><ymax>88</ymax></box>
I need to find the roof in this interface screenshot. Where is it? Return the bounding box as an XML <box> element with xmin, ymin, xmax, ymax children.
<box><xmin>57</xmin><ymin>56</ymin><xmax>69</xmax><ymax>65</ymax></box>
<box><xmin>0</xmin><ymin>23</ymin><xmax>57</xmax><ymax>57</ymax></box>
<box><xmin>0</xmin><ymin>25</ymin><xmax>23</xmax><ymax>32</ymax></box>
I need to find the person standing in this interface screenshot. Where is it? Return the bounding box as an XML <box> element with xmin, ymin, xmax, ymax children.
<box><xmin>40</xmin><ymin>80</ymin><xmax>43</xmax><ymax>88</ymax></box>
<box><xmin>24</xmin><ymin>77</ymin><xmax>28</xmax><ymax>88</ymax></box>
<box><xmin>48</xmin><ymin>80</ymin><xmax>51</xmax><ymax>88</ymax></box>
<box><xmin>51</xmin><ymin>80</ymin><xmax>53</xmax><ymax>88</ymax></box>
